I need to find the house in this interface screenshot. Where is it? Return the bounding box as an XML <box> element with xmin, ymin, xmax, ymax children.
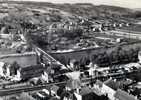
<box><xmin>89</xmin><ymin>80</ymin><xmax>116</xmax><ymax>100</ymax></box>
<box><xmin>138</xmin><ymin>51</ymin><xmax>141</xmax><ymax>63</ymax></box>
<box><xmin>114</xmin><ymin>89</ymin><xmax>137</xmax><ymax>100</ymax></box>
<box><xmin>65</xmin><ymin>71</ymin><xmax>81</xmax><ymax>80</ymax></box>
<box><xmin>0</xmin><ymin>26</ymin><xmax>13</xmax><ymax>40</ymax></box>
<box><xmin>107</xmin><ymin>78</ymin><xmax>124</xmax><ymax>87</ymax></box>
<box><xmin>66</xmin><ymin>79</ymin><xmax>81</xmax><ymax>90</ymax></box>
<box><xmin>92</xmin><ymin>23</ymin><xmax>102</xmax><ymax>32</ymax></box>
<box><xmin>19</xmin><ymin>92</ymin><xmax>36</xmax><ymax>100</ymax></box>
<box><xmin>50</xmin><ymin>85</ymin><xmax>59</xmax><ymax>96</ymax></box>
<box><xmin>10</xmin><ymin>63</ymin><xmax>48</xmax><ymax>82</ymax></box>
<box><xmin>74</xmin><ymin>92</ymin><xmax>82</xmax><ymax>100</ymax></box>
<box><xmin>61</xmin><ymin>91</ymin><xmax>77</xmax><ymax>100</ymax></box>
<box><xmin>31</xmin><ymin>86</ymin><xmax>61</xmax><ymax>100</ymax></box>
<box><xmin>79</xmin><ymin>86</ymin><xmax>109</xmax><ymax>100</ymax></box>
<box><xmin>0</xmin><ymin>52</ymin><xmax>38</xmax><ymax>80</ymax></box>
<box><xmin>80</xmin><ymin>86</ymin><xmax>94</xmax><ymax>100</ymax></box>
<box><xmin>101</xmin><ymin>83</ymin><xmax>116</xmax><ymax>100</ymax></box>
<box><xmin>0</xmin><ymin>62</ymin><xmax>5</xmax><ymax>77</ymax></box>
<box><xmin>32</xmin><ymin>92</ymin><xmax>48</xmax><ymax>100</ymax></box>
<box><xmin>18</xmin><ymin>64</ymin><xmax>47</xmax><ymax>80</ymax></box>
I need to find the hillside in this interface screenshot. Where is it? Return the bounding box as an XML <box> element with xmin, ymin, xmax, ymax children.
<box><xmin>0</xmin><ymin>1</ymin><xmax>140</xmax><ymax>19</ymax></box>
<box><xmin>52</xmin><ymin>3</ymin><xmax>136</xmax><ymax>18</ymax></box>
<box><xmin>0</xmin><ymin>1</ymin><xmax>141</xmax><ymax>51</ymax></box>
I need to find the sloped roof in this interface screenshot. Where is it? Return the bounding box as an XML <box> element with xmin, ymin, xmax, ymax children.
<box><xmin>65</xmin><ymin>71</ymin><xmax>80</xmax><ymax>80</ymax></box>
<box><xmin>19</xmin><ymin>92</ymin><xmax>36</xmax><ymax>100</ymax></box>
<box><xmin>80</xmin><ymin>86</ymin><xmax>92</xmax><ymax>95</ymax></box>
<box><xmin>95</xmin><ymin>80</ymin><xmax>103</xmax><ymax>88</ymax></box>
<box><xmin>114</xmin><ymin>89</ymin><xmax>137</xmax><ymax>100</ymax></box>
<box><xmin>104</xmin><ymin>79</ymin><xmax>120</xmax><ymax>90</ymax></box>
<box><xmin>66</xmin><ymin>79</ymin><xmax>81</xmax><ymax>90</ymax></box>
<box><xmin>20</xmin><ymin>64</ymin><xmax>44</xmax><ymax>72</ymax></box>
<box><xmin>51</xmin><ymin>85</ymin><xmax>59</xmax><ymax>93</ymax></box>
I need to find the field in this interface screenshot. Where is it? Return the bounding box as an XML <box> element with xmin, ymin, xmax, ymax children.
<box><xmin>118</xmin><ymin>24</ymin><xmax>141</xmax><ymax>33</ymax></box>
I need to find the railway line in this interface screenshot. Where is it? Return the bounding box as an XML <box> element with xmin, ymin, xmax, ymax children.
<box><xmin>0</xmin><ymin>77</ymin><xmax>98</xmax><ymax>96</ymax></box>
<box><xmin>0</xmin><ymin>70</ymin><xmax>137</xmax><ymax>96</ymax></box>
<box><xmin>0</xmin><ymin>81</ymin><xmax>67</xmax><ymax>96</ymax></box>
<box><xmin>0</xmin><ymin>78</ymin><xmax>97</xmax><ymax>96</ymax></box>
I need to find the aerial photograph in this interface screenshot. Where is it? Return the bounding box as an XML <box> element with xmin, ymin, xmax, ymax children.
<box><xmin>0</xmin><ymin>0</ymin><xmax>141</xmax><ymax>100</ymax></box>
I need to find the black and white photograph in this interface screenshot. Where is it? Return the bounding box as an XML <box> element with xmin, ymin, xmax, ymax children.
<box><xmin>0</xmin><ymin>0</ymin><xmax>141</xmax><ymax>100</ymax></box>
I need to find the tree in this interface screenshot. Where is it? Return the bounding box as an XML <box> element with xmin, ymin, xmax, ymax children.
<box><xmin>10</xmin><ymin>61</ymin><xmax>20</xmax><ymax>76</ymax></box>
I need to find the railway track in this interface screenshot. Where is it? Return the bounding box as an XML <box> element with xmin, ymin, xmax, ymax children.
<box><xmin>0</xmin><ymin>65</ymin><xmax>138</xmax><ymax>96</ymax></box>
<box><xmin>0</xmin><ymin>71</ymin><xmax>133</xmax><ymax>96</ymax></box>
<box><xmin>0</xmin><ymin>77</ymin><xmax>99</xmax><ymax>96</ymax></box>
<box><xmin>0</xmin><ymin>81</ymin><xmax>67</xmax><ymax>96</ymax></box>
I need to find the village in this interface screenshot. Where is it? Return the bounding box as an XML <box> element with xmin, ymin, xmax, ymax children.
<box><xmin>0</xmin><ymin>1</ymin><xmax>141</xmax><ymax>100</ymax></box>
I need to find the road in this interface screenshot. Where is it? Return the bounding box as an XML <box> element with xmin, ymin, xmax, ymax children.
<box><xmin>105</xmin><ymin>29</ymin><xmax>141</xmax><ymax>40</ymax></box>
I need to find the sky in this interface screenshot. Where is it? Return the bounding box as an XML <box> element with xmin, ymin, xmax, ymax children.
<box><xmin>18</xmin><ymin>0</ymin><xmax>141</xmax><ymax>8</ymax></box>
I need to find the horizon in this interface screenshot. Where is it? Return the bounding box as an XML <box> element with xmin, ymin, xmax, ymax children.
<box><xmin>8</xmin><ymin>0</ymin><xmax>141</xmax><ymax>9</ymax></box>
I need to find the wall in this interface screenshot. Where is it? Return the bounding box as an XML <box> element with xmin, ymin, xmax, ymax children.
<box><xmin>0</xmin><ymin>52</ymin><xmax>37</xmax><ymax>67</ymax></box>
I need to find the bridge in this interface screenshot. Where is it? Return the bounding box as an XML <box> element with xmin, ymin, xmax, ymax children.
<box><xmin>34</xmin><ymin>46</ymin><xmax>64</xmax><ymax>65</ymax></box>
<box><xmin>34</xmin><ymin>45</ymin><xmax>72</xmax><ymax>70</ymax></box>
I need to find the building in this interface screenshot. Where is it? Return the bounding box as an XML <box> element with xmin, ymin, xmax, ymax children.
<box><xmin>18</xmin><ymin>64</ymin><xmax>47</xmax><ymax>80</ymax></box>
<box><xmin>79</xmin><ymin>86</ymin><xmax>109</xmax><ymax>100</ymax></box>
<box><xmin>114</xmin><ymin>89</ymin><xmax>137</xmax><ymax>100</ymax></box>
<box><xmin>19</xmin><ymin>92</ymin><xmax>36</xmax><ymax>100</ymax></box>
<box><xmin>0</xmin><ymin>52</ymin><xmax>41</xmax><ymax>81</ymax></box>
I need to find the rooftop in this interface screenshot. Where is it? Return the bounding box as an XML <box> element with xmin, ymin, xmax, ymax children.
<box><xmin>114</xmin><ymin>89</ymin><xmax>137</xmax><ymax>100</ymax></box>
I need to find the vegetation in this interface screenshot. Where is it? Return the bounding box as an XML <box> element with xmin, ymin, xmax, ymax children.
<box><xmin>50</xmin><ymin>42</ymin><xmax>141</xmax><ymax>67</ymax></box>
<box><xmin>91</xmin><ymin>46</ymin><xmax>139</xmax><ymax>66</ymax></box>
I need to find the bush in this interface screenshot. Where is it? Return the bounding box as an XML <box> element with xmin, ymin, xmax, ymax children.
<box><xmin>57</xmin><ymin>28</ymin><xmax>83</xmax><ymax>39</ymax></box>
